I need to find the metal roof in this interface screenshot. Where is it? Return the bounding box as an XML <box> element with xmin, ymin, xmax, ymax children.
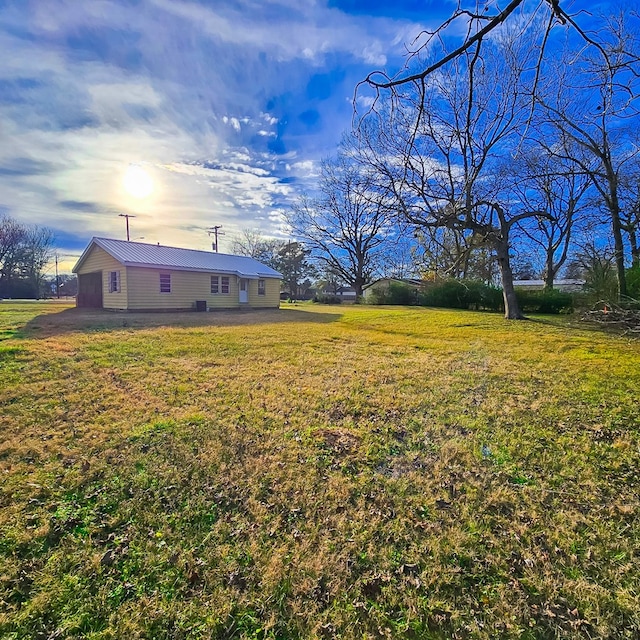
<box><xmin>513</xmin><ymin>279</ymin><xmax>585</xmax><ymax>286</ymax></box>
<box><xmin>73</xmin><ymin>237</ymin><xmax>282</xmax><ymax>279</ymax></box>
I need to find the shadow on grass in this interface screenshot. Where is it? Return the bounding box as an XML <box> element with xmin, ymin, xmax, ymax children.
<box><xmin>21</xmin><ymin>306</ymin><xmax>343</xmax><ymax>339</ymax></box>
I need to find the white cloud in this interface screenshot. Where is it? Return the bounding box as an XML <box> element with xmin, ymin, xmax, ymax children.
<box><xmin>0</xmin><ymin>0</ymin><xmax>440</xmax><ymax>262</ymax></box>
<box><xmin>290</xmin><ymin>160</ymin><xmax>318</xmax><ymax>178</ymax></box>
<box><xmin>146</xmin><ymin>0</ymin><xmax>422</xmax><ymax>67</ymax></box>
<box><xmin>226</xmin><ymin>116</ymin><xmax>241</xmax><ymax>132</ymax></box>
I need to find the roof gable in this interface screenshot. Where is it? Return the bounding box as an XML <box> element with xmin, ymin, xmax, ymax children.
<box><xmin>73</xmin><ymin>237</ymin><xmax>282</xmax><ymax>279</ymax></box>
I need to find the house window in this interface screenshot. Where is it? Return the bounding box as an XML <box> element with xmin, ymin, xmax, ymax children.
<box><xmin>211</xmin><ymin>275</ymin><xmax>219</xmax><ymax>294</ymax></box>
<box><xmin>221</xmin><ymin>276</ymin><xmax>230</xmax><ymax>294</ymax></box>
<box><xmin>108</xmin><ymin>270</ymin><xmax>120</xmax><ymax>293</ymax></box>
<box><xmin>258</xmin><ymin>279</ymin><xmax>265</xmax><ymax>296</ymax></box>
<box><xmin>160</xmin><ymin>273</ymin><xmax>171</xmax><ymax>293</ymax></box>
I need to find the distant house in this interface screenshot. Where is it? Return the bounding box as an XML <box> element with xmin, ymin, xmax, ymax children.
<box><xmin>513</xmin><ymin>279</ymin><xmax>585</xmax><ymax>292</ymax></box>
<box><xmin>73</xmin><ymin>237</ymin><xmax>282</xmax><ymax>311</ymax></box>
<box><xmin>320</xmin><ymin>286</ymin><xmax>358</xmax><ymax>303</ymax></box>
<box><xmin>362</xmin><ymin>278</ymin><xmax>424</xmax><ymax>300</ymax></box>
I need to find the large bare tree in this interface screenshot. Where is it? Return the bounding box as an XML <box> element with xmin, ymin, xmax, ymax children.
<box><xmin>358</xmin><ymin>1</ymin><xmax>610</xmax><ymax>106</ymax></box>
<box><xmin>359</xmin><ymin>2</ymin><xmax>640</xmax><ymax>301</ymax></box>
<box><xmin>507</xmin><ymin>143</ymin><xmax>591</xmax><ymax>289</ymax></box>
<box><xmin>357</xmin><ymin>26</ymin><xmax>549</xmax><ymax>318</ymax></box>
<box><xmin>287</xmin><ymin>149</ymin><xmax>395</xmax><ymax>298</ymax></box>
<box><xmin>533</xmin><ymin>11</ymin><xmax>640</xmax><ymax>297</ymax></box>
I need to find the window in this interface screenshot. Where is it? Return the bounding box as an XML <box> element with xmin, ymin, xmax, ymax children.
<box><xmin>212</xmin><ymin>275</ymin><xmax>229</xmax><ymax>294</ymax></box>
<box><xmin>160</xmin><ymin>273</ymin><xmax>171</xmax><ymax>293</ymax></box>
<box><xmin>258</xmin><ymin>279</ymin><xmax>265</xmax><ymax>296</ymax></box>
<box><xmin>109</xmin><ymin>271</ymin><xmax>120</xmax><ymax>293</ymax></box>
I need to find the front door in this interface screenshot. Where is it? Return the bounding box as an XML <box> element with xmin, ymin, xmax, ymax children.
<box><xmin>239</xmin><ymin>278</ymin><xmax>248</xmax><ymax>304</ymax></box>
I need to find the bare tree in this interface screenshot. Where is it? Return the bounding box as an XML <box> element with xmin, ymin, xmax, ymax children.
<box><xmin>411</xmin><ymin>227</ymin><xmax>493</xmax><ymax>281</ymax></box>
<box><xmin>357</xmin><ymin>26</ymin><xmax>548</xmax><ymax>318</ymax></box>
<box><xmin>534</xmin><ymin>11</ymin><xmax>640</xmax><ymax>297</ymax></box>
<box><xmin>0</xmin><ymin>216</ymin><xmax>26</xmax><ymax>290</ymax></box>
<box><xmin>20</xmin><ymin>226</ymin><xmax>55</xmax><ymax>297</ymax></box>
<box><xmin>287</xmin><ymin>150</ymin><xmax>394</xmax><ymax>298</ymax></box>
<box><xmin>230</xmin><ymin>229</ymin><xmax>285</xmax><ymax>270</ymax></box>
<box><xmin>358</xmin><ymin>1</ymin><xmax>611</xmax><ymax>112</ymax></box>
<box><xmin>508</xmin><ymin>144</ymin><xmax>590</xmax><ymax>289</ymax></box>
<box><xmin>0</xmin><ymin>216</ymin><xmax>54</xmax><ymax>298</ymax></box>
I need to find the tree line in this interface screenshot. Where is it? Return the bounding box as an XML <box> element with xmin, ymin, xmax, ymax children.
<box><xmin>270</xmin><ymin>3</ymin><xmax>640</xmax><ymax>319</ymax></box>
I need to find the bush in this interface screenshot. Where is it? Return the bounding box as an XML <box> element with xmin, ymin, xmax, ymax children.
<box><xmin>313</xmin><ymin>294</ymin><xmax>342</xmax><ymax>304</ymax></box>
<box><xmin>515</xmin><ymin>288</ymin><xmax>574</xmax><ymax>314</ymax></box>
<box><xmin>367</xmin><ymin>282</ymin><xmax>418</xmax><ymax>305</ymax></box>
<box><xmin>419</xmin><ymin>279</ymin><xmax>503</xmax><ymax>312</ymax></box>
<box><xmin>626</xmin><ymin>265</ymin><xmax>640</xmax><ymax>300</ymax></box>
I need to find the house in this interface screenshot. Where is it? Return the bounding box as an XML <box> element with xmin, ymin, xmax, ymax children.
<box><xmin>320</xmin><ymin>285</ymin><xmax>358</xmax><ymax>303</ymax></box>
<box><xmin>362</xmin><ymin>278</ymin><xmax>424</xmax><ymax>300</ymax></box>
<box><xmin>513</xmin><ymin>279</ymin><xmax>585</xmax><ymax>292</ymax></box>
<box><xmin>72</xmin><ymin>237</ymin><xmax>282</xmax><ymax>311</ymax></box>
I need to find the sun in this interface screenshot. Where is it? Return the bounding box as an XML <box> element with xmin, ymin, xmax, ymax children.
<box><xmin>123</xmin><ymin>165</ymin><xmax>154</xmax><ymax>199</ymax></box>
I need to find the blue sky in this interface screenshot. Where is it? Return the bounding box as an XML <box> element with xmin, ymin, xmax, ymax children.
<box><xmin>0</xmin><ymin>0</ymin><xmax>457</xmax><ymax>271</ymax></box>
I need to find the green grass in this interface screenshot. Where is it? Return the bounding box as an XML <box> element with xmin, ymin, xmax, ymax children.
<box><xmin>1</xmin><ymin>301</ymin><xmax>639</xmax><ymax>639</ymax></box>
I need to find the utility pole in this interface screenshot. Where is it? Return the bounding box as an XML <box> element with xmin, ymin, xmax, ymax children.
<box><xmin>208</xmin><ymin>225</ymin><xmax>225</xmax><ymax>252</ymax></box>
<box><xmin>55</xmin><ymin>253</ymin><xmax>60</xmax><ymax>298</ymax></box>
<box><xmin>119</xmin><ymin>213</ymin><xmax>136</xmax><ymax>241</ymax></box>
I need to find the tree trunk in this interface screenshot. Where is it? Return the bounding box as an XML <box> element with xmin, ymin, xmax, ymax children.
<box><xmin>495</xmin><ymin>239</ymin><xmax>525</xmax><ymax>319</ymax></box>
<box><xmin>544</xmin><ymin>247</ymin><xmax>555</xmax><ymax>290</ymax></box>
<box><xmin>628</xmin><ymin>227</ymin><xmax>639</xmax><ymax>269</ymax></box>
<box><xmin>612</xmin><ymin>210</ymin><xmax>627</xmax><ymax>297</ymax></box>
<box><xmin>605</xmin><ymin>164</ymin><xmax>627</xmax><ymax>297</ymax></box>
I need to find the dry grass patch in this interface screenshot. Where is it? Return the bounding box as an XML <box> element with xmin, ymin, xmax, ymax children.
<box><xmin>1</xmin><ymin>301</ymin><xmax>639</xmax><ymax>639</ymax></box>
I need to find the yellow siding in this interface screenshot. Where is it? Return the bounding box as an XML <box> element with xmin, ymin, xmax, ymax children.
<box><xmin>248</xmin><ymin>277</ymin><xmax>281</xmax><ymax>308</ymax></box>
<box><xmin>76</xmin><ymin>246</ymin><xmax>128</xmax><ymax>309</ymax></box>
<box><xmin>126</xmin><ymin>268</ymin><xmax>281</xmax><ymax>310</ymax></box>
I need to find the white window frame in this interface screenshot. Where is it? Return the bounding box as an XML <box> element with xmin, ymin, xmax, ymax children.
<box><xmin>221</xmin><ymin>276</ymin><xmax>230</xmax><ymax>294</ymax></box>
<box><xmin>160</xmin><ymin>273</ymin><xmax>171</xmax><ymax>294</ymax></box>
<box><xmin>108</xmin><ymin>270</ymin><xmax>120</xmax><ymax>293</ymax></box>
<box><xmin>211</xmin><ymin>275</ymin><xmax>219</xmax><ymax>294</ymax></box>
<box><xmin>258</xmin><ymin>279</ymin><xmax>265</xmax><ymax>296</ymax></box>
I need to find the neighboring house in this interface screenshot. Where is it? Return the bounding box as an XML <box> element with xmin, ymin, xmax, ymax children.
<box><xmin>362</xmin><ymin>278</ymin><xmax>424</xmax><ymax>300</ymax></box>
<box><xmin>335</xmin><ymin>286</ymin><xmax>357</xmax><ymax>302</ymax></box>
<box><xmin>513</xmin><ymin>279</ymin><xmax>585</xmax><ymax>292</ymax></box>
<box><xmin>320</xmin><ymin>286</ymin><xmax>358</xmax><ymax>303</ymax></box>
<box><xmin>73</xmin><ymin>237</ymin><xmax>282</xmax><ymax>311</ymax></box>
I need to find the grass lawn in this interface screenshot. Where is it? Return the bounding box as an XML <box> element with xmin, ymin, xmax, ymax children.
<box><xmin>1</xmin><ymin>301</ymin><xmax>639</xmax><ymax>639</ymax></box>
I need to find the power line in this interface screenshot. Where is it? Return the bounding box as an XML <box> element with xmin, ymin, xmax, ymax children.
<box><xmin>119</xmin><ymin>213</ymin><xmax>136</xmax><ymax>241</ymax></box>
<box><xmin>208</xmin><ymin>225</ymin><xmax>225</xmax><ymax>253</ymax></box>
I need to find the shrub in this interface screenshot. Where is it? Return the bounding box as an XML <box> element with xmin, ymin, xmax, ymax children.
<box><xmin>515</xmin><ymin>288</ymin><xmax>574</xmax><ymax>314</ymax></box>
<box><xmin>367</xmin><ymin>282</ymin><xmax>418</xmax><ymax>305</ymax></box>
<box><xmin>313</xmin><ymin>294</ymin><xmax>342</xmax><ymax>304</ymax></box>
<box><xmin>419</xmin><ymin>279</ymin><xmax>503</xmax><ymax>312</ymax></box>
<box><xmin>626</xmin><ymin>265</ymin><xmax>640</xmax><ymax>300</ymax></box>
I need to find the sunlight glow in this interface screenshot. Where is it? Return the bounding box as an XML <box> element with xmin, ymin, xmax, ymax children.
<box><xmin>123</xmin><ymin>165</ymin><xmax>154</xmax><ymax>199</ymax></box>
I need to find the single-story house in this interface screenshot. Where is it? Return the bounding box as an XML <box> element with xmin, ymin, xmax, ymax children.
<box><xmin>513</xmin><ymin>279</ymin><xmax>585</xmax><ymax>292</ymax></box>
<box><xmin>320</xmin><ymin>286</ymin><xmax>358</xmax><ymax>303</ymax></box>
<box><xmin>73</xmin><ymin>237</ymin><xmax>282</xmax><ymax>311</ymax></box>
<box><xmin>362</xmin><ymin>278</ymin><xmax>424</xmax><ymax>300</ymax></box>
